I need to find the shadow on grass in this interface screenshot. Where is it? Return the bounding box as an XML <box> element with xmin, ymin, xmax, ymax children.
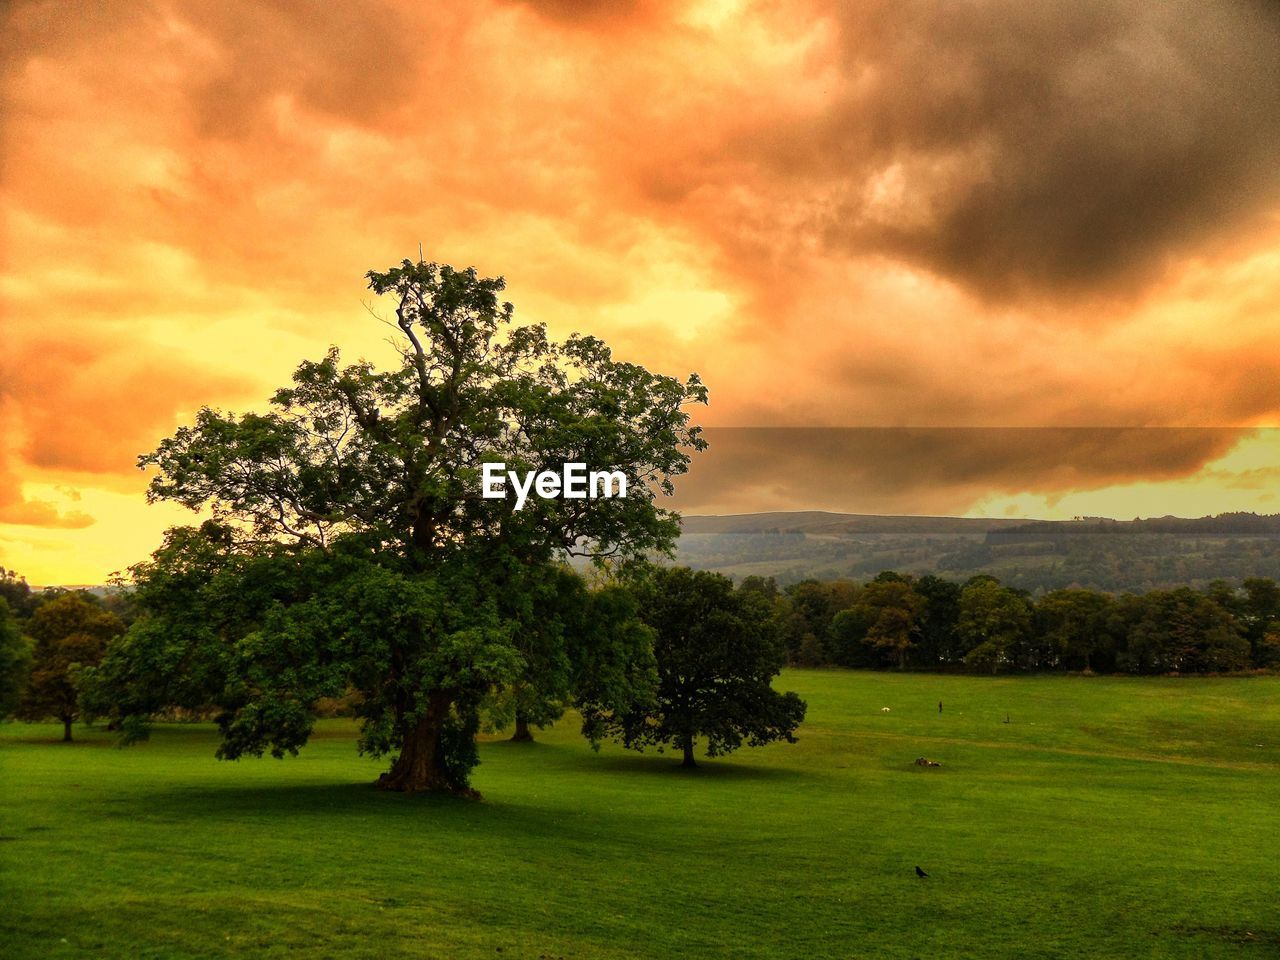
<box><xmin>483</xmin><ymin>734</ymin><xmax>809</xmax><ymax>782</ymax></box>
<box><xmin>578</xmin><ymin>750</ymin><xmax>805</xmax><ymax>782</ymax></box>
<box><xmin>2</xmin><ymin>722</ymin><xmax>220</xmax><ymax>748</ymax></box>
<box><xmin>115</xmin><ymin>779</ymin><xmax>668</xmax><ymax>852</ymax></box>
<box><xmin>120</xmin><ymin>780</ymin><xmax>490</xmax><ymax>825</ymax></box>
<box><xmin>111</xmin><ymin>754</ymin><xmax>807</xmax><ymax>854</ymax></box>
<box><xmin>1</xmin><ymin>734</ymin><xmax>117</xmax><ymax>748</ymax></box>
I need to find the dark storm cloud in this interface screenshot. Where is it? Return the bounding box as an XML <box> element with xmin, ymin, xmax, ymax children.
<box><xmin>511</xmin><ymin>0</ymin><xmax>653</xmax><ymax>26</ymax></box>
<box><xmin>718</xmin><ymin>0</ymin><xmax>1280</xmax><ymax>300</ymax></box>
<box><xmin>670</xmin><ymin>428</ymin><xmax>1249</xmax><ymax>515</ymax></box>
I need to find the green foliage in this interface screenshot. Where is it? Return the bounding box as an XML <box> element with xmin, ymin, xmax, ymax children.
<box><xmin>583</xmin><ymin>567</ymin><xmax>805</xmax><ymax>765</ymax></box>
<box><xmin>958</xmin><ymin>579</ymin><xmax>1032</xmax><ymax>674</ymax></box>
<box><xmin>89</xmin><ymin>257</ymin><xmax>704</xmax><ymax>793</ymax></box>
<box><xmin>674</xmin><ymin>514</ymin><xmax>1280</xmax><ymax>594</ymax></box>
<box><xmin>913</xmin><ymin>574</ymin><xmax>963</xmax><ymax>664</ymax></box>
<box><xmin>766</xmin><ymin>567</ymin><xmax>1271</xmax><ymax>676</ymax></box>
<box><xmin>1239</xmin><ymin>576</ymin><xmax>1280</xmax><ymax>664</ymax></box>
<box><xmin>571</xmin><ymin>582</ymin><xmax>659</xmax><ymax>721</ymax></box>
<box><xmin>782</xmin><ymin>578</ymin><xmax>860</xmax><ymax>663</ymax></box>
<box><xmin>1115</xmin><ymin>587</ymin><xmax>1251</xmax><ymax>675</ymax></box>
<box><xmin>827</xmin><ymin>605</ymin><xmax>875</xmax><ymax>667</ymax></box>
<box><xmin>1036</xmin><ymin>588</ymin><xmax>1115</xmax><ymax>670</ymax></box>
<box><xmin>0</xmin><ymin>567</ymin><xmax>34</xmax><ymax>618</ymax></box>
<box><xmin>483</xmin><ymin>564</ymin><xmax>607</xmax><ymax>740</ymax></box>
<box><xmin>0</xmin><ymin>597</ymin><xmax>31</xmax><ymax>718</ymax></box>
<box><xmin>865</xmin><ymin>585</ymin><xmax>923</xmax><ymax>668</ymax></box>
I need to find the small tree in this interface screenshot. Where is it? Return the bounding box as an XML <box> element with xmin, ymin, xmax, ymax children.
<box><xmin>827</xmin><ymin>604</ymin><xmax>875</xmax><ymax>668</ymax></box>
<box><xmin>1240</xmin><ymin>577</ymin><xmax>1280</xmax><ymax>664</ymax></box>
<box><xmin>849</xmin><ymin>575</ymin><xmax>925</xmax><ymax>669</ymax></box>
<box><xmin>0</xmin><ymin>597</ymin><xmax>31</xmax><ymax>718</ymax></box>
<box><xmin>484</xmin><ymin>566</ymin><xmax>657</xmax><ymax>743</ymax></box>
<box><xmin>1036</xmin><ymin>588</ymin><xmax>1115</xmax><ymax>671</ymax></box>
<box><xmin>583</xmin><ymin>567</ymin><xmax>806</xmax><ymax>768</ymax></box>
<box><xmin>17</xmin><ymin>594</ymin><xmax>123</xmax><ymax>740</ymax></box>
<box><xmin>914</xmin><ymin>574</ymin><xmax>963</xmax><ymax>667</ymax></box>
<box><xmin>957</xmin><ymin>578</ymin><xmax>1031</xmax><ymax>674</ymax></box>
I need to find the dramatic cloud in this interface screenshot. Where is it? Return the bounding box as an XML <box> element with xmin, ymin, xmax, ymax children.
<box><xmin>0</xmin><ymin>468</ymin><xmax>94</xmax><ymax>529</ymax></box>
<box><xmin>672</xmin><ymin>428</ymin><xmax>1250</xmax><ymax>516</ymax></box>
<box><xmin>0</xmin><ymin>338</ymin><xmax>253</xmax><ymax>475</ymax></box>
<box><xmin>2</xmin><ymin>0</ymin><xmax>1280</xmax><ymax>582</ymax></box>
<box><xmin>647</xmin><ymin>0</ymin><xmax>1280</xmax><ymax>302</ymax></box>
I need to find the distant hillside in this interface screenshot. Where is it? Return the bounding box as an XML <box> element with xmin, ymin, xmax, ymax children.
<box><xmin>988</xmin><ymin>512</ymin><xmax>1280</xmax><ymax>538</ymax></box>
<box><xmin>680</xmin><ymin>512</ymin><xmax>1031</xmax><ymax>535</ymax></box>
<box><xmin>674</xmin><ymin>511</ymin><xmax>1280</xmax><ymax>593</ymax></box>
<box><xmin>26</xmin><ymin>584</ymin><xmax>120</xmax><ymax>596</ymax></box>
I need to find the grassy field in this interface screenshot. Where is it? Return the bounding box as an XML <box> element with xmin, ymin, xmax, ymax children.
<box><xmin>2</xmin><ymin>670</ymin><xmax>1278</xmax><ymax>959</ymax></box>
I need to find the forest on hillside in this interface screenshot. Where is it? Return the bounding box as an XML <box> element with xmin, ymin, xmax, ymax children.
<box><xmin>740</xmin><ymin>569</ymin><xmax>1280</xmax><ymax>675</ymax></box>
<box><xmin>674</xmin><ymin>512</ymin><xmax>1280</xmax><ymax>593</ymax></box>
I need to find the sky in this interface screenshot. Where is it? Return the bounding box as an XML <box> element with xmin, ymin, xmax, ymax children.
<box><xmin>2</xmin><ymin>0</ymin><xmax>1280</xmax><ymax>584</ymax></box>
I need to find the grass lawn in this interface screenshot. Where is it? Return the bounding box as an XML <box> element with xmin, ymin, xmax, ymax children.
<box><xmin>2</xmin><ymin>670</ymin><xmax>1278</xmax><ymax>959</ymax></box>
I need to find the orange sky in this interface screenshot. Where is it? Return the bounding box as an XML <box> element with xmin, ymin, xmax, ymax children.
<box><xmin>3</xmin><ymin>0</ymin><xmax>1280</xmax><ymax>584</ymax></box>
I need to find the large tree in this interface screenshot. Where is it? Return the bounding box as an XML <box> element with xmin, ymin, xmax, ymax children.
<box><xmin>86</xmin><ymin>258</ymin><xmax>705</xmax><ymax>794</ymax></box>
<box><xmin>17</xmin><ymin>593</ymin><xmax>123</xmax><ymax>740</ymax></box>
<box><xmin>583</xmin><ymin>566</ymin><xmax>806</xmax><ymax>768</ymax></box>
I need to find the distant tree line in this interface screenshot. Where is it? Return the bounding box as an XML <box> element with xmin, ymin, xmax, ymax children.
<box><xmin>6</xmin><ymin>559</ymin><xmax>1277</xmax><ymax>754</ymax></box>
<box><xmin>737</xmin><ymin>571</ymin><xmax>1280</xmax><ymax>674</ymax></box>
<box><xmin>674</xmin><ymin>525</ymin><xmax>1280</xmax><ymax>595</ymax></box>
<box><xmin>989</xmin><ymin>512</ymin><xmax>1280</xmax><ymax>539</ymax></box>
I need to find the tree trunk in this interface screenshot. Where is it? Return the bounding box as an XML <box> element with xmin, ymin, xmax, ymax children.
<box><xmin>377</xmin><ymin>691</ymin><xmax>477</xmax><ymax>797</ymax></box>
<box><xmin>510</xmin><ymin>713</ymin><xmax>534</xmax><ymax>742</ymax></box>
<box><xmin>681</xmin><ymin>737</ymin><xmax>697</xmax><ymax>768</ymax></box>
<box><xmin>62</xmin><ymin>716</ymin><xmax>73</xmax><ymax>742</ymax></box>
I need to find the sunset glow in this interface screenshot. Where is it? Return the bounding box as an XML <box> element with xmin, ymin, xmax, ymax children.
<box><xmin>3</xmin><ymin>0</ymin><xmax>1280</xmax><ymax>583</ymax></box>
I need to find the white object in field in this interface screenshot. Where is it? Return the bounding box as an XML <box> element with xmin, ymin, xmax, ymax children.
<box><xmin>881</xmin><ymin>707</ymin><xmax>891</xmax><ymax>712</ymax></box>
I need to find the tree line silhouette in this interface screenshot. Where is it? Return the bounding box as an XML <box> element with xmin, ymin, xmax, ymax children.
<box><xmin>741</xmin><ymin>571</ymin><xmax>1280</xmax><ymax>674</ymax></box>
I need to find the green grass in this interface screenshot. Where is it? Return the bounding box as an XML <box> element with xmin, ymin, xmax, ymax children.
<box><xmin>2</xmin><ymin>670</ymin><xmax>1278</xmax><ymax>959</ymax></box>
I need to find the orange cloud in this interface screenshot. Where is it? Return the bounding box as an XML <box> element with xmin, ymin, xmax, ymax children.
<box><xmin>0</xmin><ymin>339</ymin><xmax>252</xmax><ymax>475</ymax></box>
<box><xmin>3</xmin><ymin>0</ymin><xmax>1280</xmax><ymax>582</ymax></box>
<box><xmin>0</xmin><ymin>475</ymin><xmax>94</xmax><ymax>529</ymax></box>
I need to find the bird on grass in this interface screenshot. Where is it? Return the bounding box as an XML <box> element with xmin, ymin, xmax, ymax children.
<box><xmin>915</xmin><ymin>866</ymin><xmax>929</xmax><ymax>879</ymax></box>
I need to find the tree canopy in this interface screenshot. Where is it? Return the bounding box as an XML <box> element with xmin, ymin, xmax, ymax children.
<box><xmin>86</xmin><ymin>258</ymin><xmax>705</xmax><ymax>794</ymax></box>
<box><xmin>0</xmin><ymin>567</ymin><xmax>34</xmax><ymax>618</ymax></box>
<box><xmin>0</xmin><ymin>597</ymin><xmax>31</xmax><ymax>719</ymax></box>
<box><xmin>17</xmin><ymin>593</ymin><xmax>122</xmax><ymax>740</ymax></box>
<box><xmin>957</xmin><ymin>578</ymin><xmax>1032</xmax><ymax>674</ymax></box>
<box><xmin>583</xmin><ymin>566</ymin><xmax>806</xmax><ymax>767</ymax></box>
